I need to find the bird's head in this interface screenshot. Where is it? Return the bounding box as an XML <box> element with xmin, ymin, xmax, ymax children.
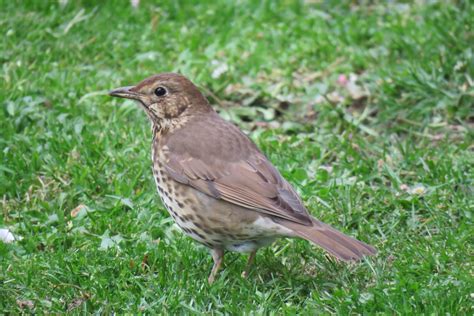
<box><xmin>109</xmin><ymin>73</ymin><xmax>212</xmax><ymax>123</ymax></box>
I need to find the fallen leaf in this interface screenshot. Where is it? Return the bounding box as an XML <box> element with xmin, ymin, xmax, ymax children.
<box><xmin>67</xmin><ymin>294</ymin><xmax>90</xmax><ymax>312</ymax></box>
<box><xmin>70</xmin><ymin>204</ymin><xmax>88</xmax><ymax>218</ymax></box>
<box><xmin>141</xmin><ymin>253</ymin><xmax>149</xmax><ymax>271</ymax></box>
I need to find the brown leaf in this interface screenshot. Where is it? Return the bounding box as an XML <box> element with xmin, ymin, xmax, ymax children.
<box><xmin>141</xmin><ymin>253</ymin><xmax>149</xmax><ymax>271</ymax></box>
<box><xmin>70</xmin><ymin>204</ymin><xmax>87</xmax><ymax>218</ymax></box>
<box><xmin>67</xmin><ymin>294</ymin><xmax>90</xmax><ymax>312</ymax></box>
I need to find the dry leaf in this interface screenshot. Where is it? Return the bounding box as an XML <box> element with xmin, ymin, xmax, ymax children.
<box><xmin>70</xmin><ymin>204</ymin><xmax>87</xmax><ymax>218</ymax></box>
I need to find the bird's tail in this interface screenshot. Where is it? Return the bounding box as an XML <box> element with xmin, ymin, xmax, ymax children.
<box><xmin>281</xmin><ymin>218</ymin><xmax>376</xmax><ymax>261</ymax></box>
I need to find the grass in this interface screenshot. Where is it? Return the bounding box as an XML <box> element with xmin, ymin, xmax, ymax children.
<box><xmin>1</xmin><ymin>0</ymin><xmax>473</xmax><ymax>313</ymax></box>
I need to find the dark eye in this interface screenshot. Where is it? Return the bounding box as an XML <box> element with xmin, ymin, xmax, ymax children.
<box><xmin>154</xmin><ymin>86</ymin><xmax>167</xmax><ymax>97</ymax></box>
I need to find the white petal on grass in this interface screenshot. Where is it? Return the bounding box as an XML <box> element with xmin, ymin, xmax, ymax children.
<box><xmin>399</xmin><ymin>184</ymin><xmax>409</xmax><ymax>191</ymax></box>
<box><xmin>409</xmin><ymin>184</ymin><xmax>427</xmax><ymax>196</ymax></box>
<box><xmin>0</xmin><ymin>228</ymin><xmax>16</xmax><ymax>243</ymax></box>
<box><xmin>211</xmin><ymin>60</ymin><xmax>229</xmax><ymax>79</ymax></box>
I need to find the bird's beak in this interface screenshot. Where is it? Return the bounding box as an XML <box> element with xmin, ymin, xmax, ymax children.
<box><xmin>108</xmin><ymin>86</ymin><xmax>140</xmax><ymax>100</ymax></box>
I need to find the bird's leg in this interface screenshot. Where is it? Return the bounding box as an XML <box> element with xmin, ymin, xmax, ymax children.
<box><xmin>241</xmin><ymin>250</ymin><xmax>257</xmax><ymax>278</ymax></box>
<box><xmin>208</xmin><ymin>248</ymin><xmax>224</xmax><ymax>284</ymax></box>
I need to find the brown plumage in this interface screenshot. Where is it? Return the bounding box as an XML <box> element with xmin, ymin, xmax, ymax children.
<box><xmin>109</xmin><ymin>73</ymin><xmax>376</xmax><ymax>283</ymax></box>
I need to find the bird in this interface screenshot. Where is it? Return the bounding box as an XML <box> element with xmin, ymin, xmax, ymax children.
<box><xmin>109</xmin><ymin>73</ymin><xmax>376</xmax><ymax>283</ymax></box>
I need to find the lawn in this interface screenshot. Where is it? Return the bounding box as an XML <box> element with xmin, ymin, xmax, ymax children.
<box><xmin>1</xmin><ymin>0</ymin><xmax>473</xmax><ymax>314</ymax></box>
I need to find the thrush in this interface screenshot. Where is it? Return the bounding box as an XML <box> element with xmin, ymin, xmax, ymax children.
<box><xmin>109</xmin><ymin>73</ymin><xmax>376</xmax><ymax>283</ymax></box>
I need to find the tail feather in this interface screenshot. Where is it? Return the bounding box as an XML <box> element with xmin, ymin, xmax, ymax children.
<box><xmin>281</xmin><ymin>218</ymin><xmax>376</xmax><ymax>261</ymax></box>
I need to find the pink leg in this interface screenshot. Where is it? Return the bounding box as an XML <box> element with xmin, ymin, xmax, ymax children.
<box><xmin>208</xmin><ymin>248</ymin><xmax>224</xmax><ymax>284</ymax></box>
<box><xmin>241</xmin><ymin>250</ymin><xmax>257</xmax><ymax>278</ymax></box>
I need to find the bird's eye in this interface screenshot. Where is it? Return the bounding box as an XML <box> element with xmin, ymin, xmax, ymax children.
<box><xmin>154</xmin><ymin>86</ymin><xmax>167</xmax><ymax>97</ymax></box>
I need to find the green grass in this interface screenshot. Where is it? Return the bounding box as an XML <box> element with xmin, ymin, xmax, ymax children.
<box><xmin>1</xmin><ymin>0</ymin><xmax>473</xmax><ymax>313</ymax></box>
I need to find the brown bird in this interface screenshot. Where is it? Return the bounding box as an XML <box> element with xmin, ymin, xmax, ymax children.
<box><xmin>109</xmin><ymin>73</ymin><xmax>376</xmax><ymax>283</ymax></box>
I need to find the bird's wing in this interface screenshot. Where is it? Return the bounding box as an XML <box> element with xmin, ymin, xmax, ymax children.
<box><xmin>161</xmin><ymin>114</ymin><xmax>312</xmax><ymax>226</ymax></box>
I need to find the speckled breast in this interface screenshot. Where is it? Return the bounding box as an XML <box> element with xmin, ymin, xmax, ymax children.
<box><xmin>151</xmin><ymin>147</ymin><xmax>215</xmax><ymax>248</ymax></box>
<box><xmin>150</xmin><ymin>137</ymin><xmax>291</xmax><ymax>253</ymax></box>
